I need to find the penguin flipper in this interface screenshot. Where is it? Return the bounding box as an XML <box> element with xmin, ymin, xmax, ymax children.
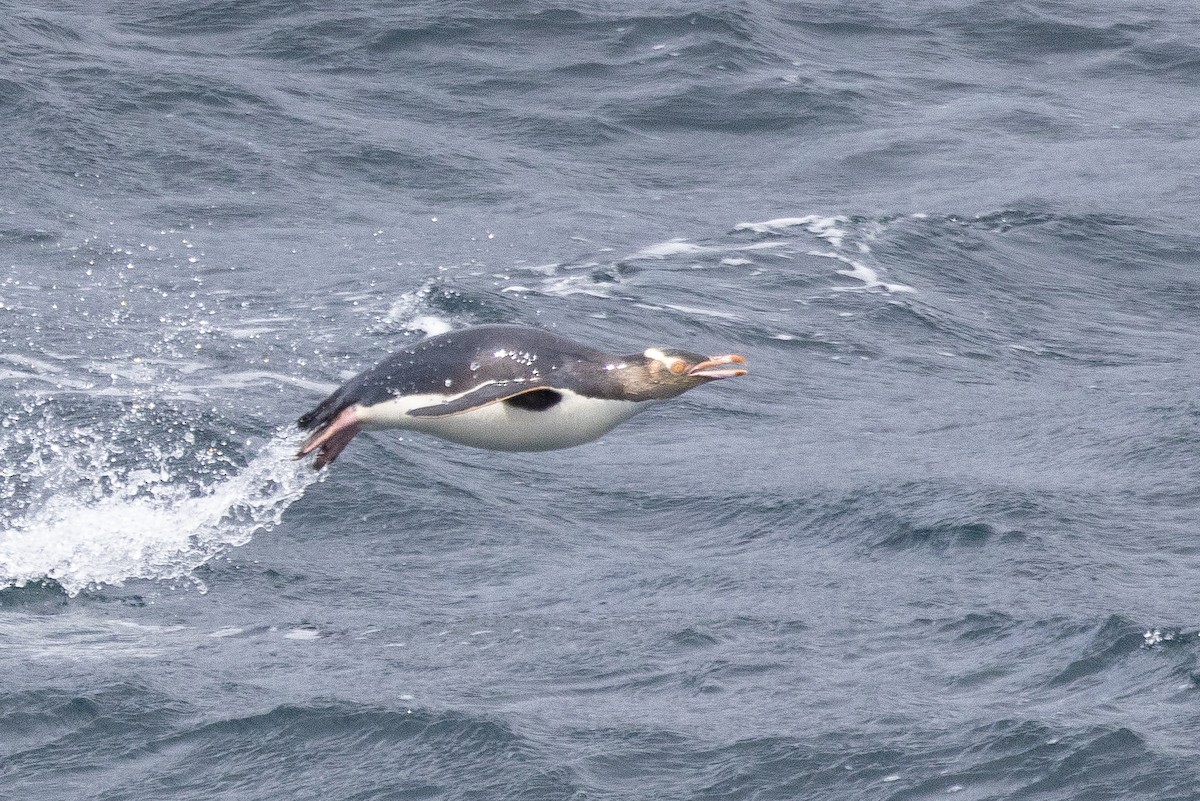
<box><xmin>407</xmin><ymin>385</ymin><xmax>562</xmax><ymax>417</ymax></box>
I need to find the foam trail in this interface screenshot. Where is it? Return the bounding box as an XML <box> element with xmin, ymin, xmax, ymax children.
<box><xmin>0</xmin><ymin>430</ymin><xmax>319</xmax><ymax>597</ymax></box>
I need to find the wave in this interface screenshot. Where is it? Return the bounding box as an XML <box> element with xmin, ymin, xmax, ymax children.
<box><xmin>0</xmin><ymin>692</ymin><xmax>580</xmax><ymax>800</ymax></box>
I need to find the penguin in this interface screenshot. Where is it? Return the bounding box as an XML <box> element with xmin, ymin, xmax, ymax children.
<box><xmin>295</xmin><ymin>324</ymin><xmax>747</xmax><ymax>468</ymax></box>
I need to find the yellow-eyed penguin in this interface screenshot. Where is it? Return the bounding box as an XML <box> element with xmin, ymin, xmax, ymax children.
<box><xmin>296</xmin><ymin>324</ymin><xmax>747</xmax><ymax>468</ymax></box>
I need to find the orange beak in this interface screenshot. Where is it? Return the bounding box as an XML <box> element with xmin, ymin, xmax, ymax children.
<box><xmin>687</xmin><ymin>353</ymin><xmax>748</xmax><ymax>379</ymax></box>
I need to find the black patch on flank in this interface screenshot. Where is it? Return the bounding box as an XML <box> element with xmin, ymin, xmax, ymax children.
<box><xmin>504</xmin><ymin>389</ymin><xmax>563</xmax><ymax>412</ymax></box>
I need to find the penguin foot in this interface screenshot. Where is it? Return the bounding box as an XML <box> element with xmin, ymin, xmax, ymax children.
<box><xmin>296</xmin><ymin>407</ymin><xmax>361</xmax><ymax>469</ymax></box>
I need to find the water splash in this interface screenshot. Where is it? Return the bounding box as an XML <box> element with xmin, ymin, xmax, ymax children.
<box><xmin>0</xmin><ymin>410</ymin><xmax>320</xmax><ymax>597</ymax></box>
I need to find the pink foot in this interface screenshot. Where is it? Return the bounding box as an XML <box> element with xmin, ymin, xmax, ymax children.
<box><xmin>296</xmin><ymin>407</ymin><xmax>361</xmax><ymax>469</ymax></box>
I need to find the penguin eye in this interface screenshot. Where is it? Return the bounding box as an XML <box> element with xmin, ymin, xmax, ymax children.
<box><xmin>669</xmin><ymin>360</ymin><xmax>687</xmax><ymax>375</ymax></box>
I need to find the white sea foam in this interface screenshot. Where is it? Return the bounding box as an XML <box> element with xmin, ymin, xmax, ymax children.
<box><xmin>380</xmin><ymin>282</ymin><xmax>452</xmax><ymax>336</ymax></box>
<box><xmin>735</xmin><ymin>215</ymin><xmax>851</xmax><ymax>247</ymax></box>
<box><xmin>405</xmin><ymin>315</ymin><xmax>454</xmax><ymax>336</ymax></box>
<box><xmin>628</xmin><ymin>239</ymin><xmax>708</xmax><ymax>260</ymax></box>
<box><xmin>528</xmin><ymin>275</ymin><xmax>616</xmax><ymax>299</ymax></box>
<box><xmin>284</xmin><ymin>627</ymin><xmax>321</xmax><ymax>640</ymax></box>
<box><xmin>806</xmin><ymin>252</ymin><xmax>917</xmax><ymax>294</ymax></box>
<box><xmin>0</xmin><ymin>429</ymin><xmax>319</xmax><ymax>597</ymax></box>
<box><xmin>734</xmin><ymin>216</ymin><xmax>820</xmax><ymax>233</ymax></box>
<box><xmin>628</xmin><ymin>239</ymin><xmax>786</xmax><ymax>262</ymax></box>
<box><xmin>209</xmin><ymin>626</ymin><xmax>247</xmax><ymax>638</ymax></box>
<box><xmin>737</xmin><ymin>214</ymin><xmax>916</xmax><ymax>294</ymax></box>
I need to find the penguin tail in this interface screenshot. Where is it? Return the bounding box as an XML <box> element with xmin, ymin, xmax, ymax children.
<box><xmin>295</xmin><ymin>406</ymin><xmax>361</xmax><ymax>469</ymax></box>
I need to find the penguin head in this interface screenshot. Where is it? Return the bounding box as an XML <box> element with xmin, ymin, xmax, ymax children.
<box><xmin>630</xmin><ymin>347</ymin><xmax>748</xmax><ymax>398</ymax></box>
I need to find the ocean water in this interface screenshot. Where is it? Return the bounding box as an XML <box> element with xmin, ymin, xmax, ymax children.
<box><xmin>3</xmin><ymin>1</ymin><xmax>1200</xmax><ymax>799</ymax></box>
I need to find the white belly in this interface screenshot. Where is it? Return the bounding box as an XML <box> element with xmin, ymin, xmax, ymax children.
<box><xmin>355</xmin><ymin>388</ymin><xmax>650</xmax><ymax>451</ymax></box>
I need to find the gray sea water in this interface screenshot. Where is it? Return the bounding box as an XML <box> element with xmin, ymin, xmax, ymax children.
<box><xmin>3</xmin><ymin>2</ymin><xmax>1200</xmax><ymax>799</ymax></box>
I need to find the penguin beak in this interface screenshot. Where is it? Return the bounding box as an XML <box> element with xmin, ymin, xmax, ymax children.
<box><xmin>687</xmin><ymin>353</ymin><xmax>748</xmax><ymax>379</ymax></box>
